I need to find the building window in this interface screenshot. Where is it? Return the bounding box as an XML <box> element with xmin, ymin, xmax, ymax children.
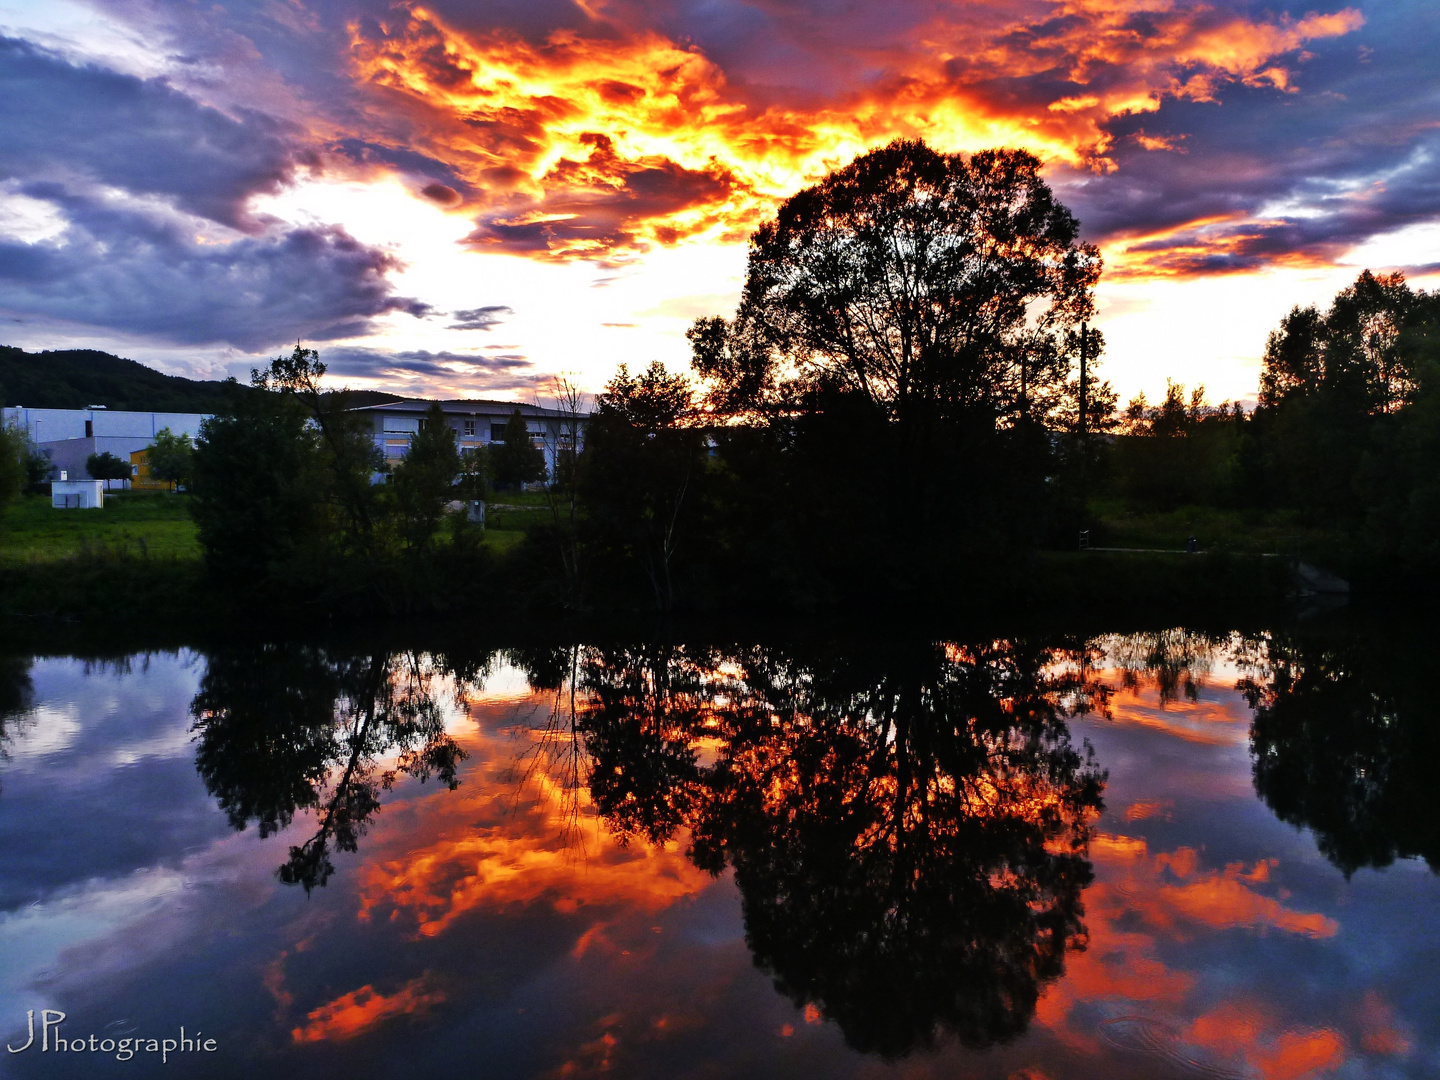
<box><xmin>491</xmin><ymin>424</ymin><xmax>507</xmax><ymax>441</ymax></box>
<box><xmin>463</xmin><ymin>419</ymin><xmax>475</xmax><ymax>436</ymax></box>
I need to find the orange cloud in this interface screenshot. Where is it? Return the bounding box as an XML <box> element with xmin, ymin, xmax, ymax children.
<box><xmin>353</xmin><ymin>717</ymin><xmax>710</xmax><ymax>939</ymax></box>
<box><xmin>290</xmin><ymin>975</ymin><xmax>445</xmax><ymax>1043</ymax></box>
<box><xmin>344</xmin><ymin>1</ymin><xmax>1363</xmax><ymax>264</ymax></box>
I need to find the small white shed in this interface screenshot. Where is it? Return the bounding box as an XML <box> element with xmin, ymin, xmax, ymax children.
<box><xmin>52</xmin><ymin>479</ymin><xmax>105</xmax><ymax>509</ymax></box>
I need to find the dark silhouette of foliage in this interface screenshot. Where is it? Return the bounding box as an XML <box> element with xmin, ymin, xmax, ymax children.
<box><xmin>252</xmin><ymin>345</ymin><xmax>383</xmax><ymax>551</ymax></box>
<box><xmin>573</xmin><ymin>638</ymin><xmax>1106</xmax><ymax>1057</ymax></box>
<box><xmin>85</xmin><ymin>450</ymin><xmax>130</xmax><ymax>482</ymax></box>
<box><xmin>577</xmin><ymin>362</ymin><xmax>708</xmax><ymax>611</ymax></box>
<box><xmin>190</xmin><ymin>385</ymin><xmax>325</xmax><ymax>582</ymax></box>
<box><xmin>660</xmin><ymin>139</ymin><xmax>1111</xmax><ymax>606</ymax></box>
<box><xmin>389</xmin><ymin>401</ymin><xmax>461</xmax><ymax>550</ymax></box>
<box><xmin>492</xmin><ymin>408</ymin><xmax>545</xmax><ymax>488</ymax></box>
<box><xmin>1244</xmin><ymin>628</ymin><xmax>1440</xmax><ymax>877</ymax></box>
<box><xmin>191</xmin><ymin>646</ymin><xmax>465</xmax><ymax>892</ymax></box>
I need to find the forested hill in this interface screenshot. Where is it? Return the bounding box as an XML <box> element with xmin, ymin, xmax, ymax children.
<box><xmin>0</xmin><ymin>345</ymin><xmax>403</xmax><ymax>411</ymax></box>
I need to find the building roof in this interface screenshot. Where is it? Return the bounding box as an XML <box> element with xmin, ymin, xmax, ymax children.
<box><xmin>349</xmin><ymin>398</ymin><xmax>588</xmax><ymax>419</ymax></box>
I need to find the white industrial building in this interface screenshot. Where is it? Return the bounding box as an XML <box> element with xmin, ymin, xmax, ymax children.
<box><xmin>2</xmin><ymin>406</ymin><xmax>208</xmax><ymax>482</ymax></box>
<box><xmin>51</xmin><ymin>479</ymin><xmax>105</xmax><ymax>509</ymax></box>
<box><xmin>352</xmin><ymin>400</ymin><xmax>587</xmax><ymax>475</ymax></box>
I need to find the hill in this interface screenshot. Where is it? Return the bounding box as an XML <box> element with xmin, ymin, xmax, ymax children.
<box><xmin>0</xmin><ymin>346</ymin><xmax>404</xmax><ymax>412</ymax></box>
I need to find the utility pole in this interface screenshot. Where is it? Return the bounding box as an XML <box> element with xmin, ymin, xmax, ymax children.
<box><xmin>1078</xmin><ymin>323</ymin><xmax>1088</xmax><ymax>438</ymax></box>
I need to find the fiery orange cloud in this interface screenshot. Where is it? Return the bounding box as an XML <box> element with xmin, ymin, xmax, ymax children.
<box><xmin>1035</xmin><ymin>832</ymin><xmax>1344</xmax><ymax>1073</ymax></box>
<box><xmin>354</xmin><ymin>714</ymin><xmax>710</xmax><ymax>939</ymax></box>
<box><xmin>290</xmin><ymin>975</ymin><xmax>446</xmax><ymax>1043</ymax></box>
<box><xmin>345</xmin><ymin>1</ymin><xmax>1362</xmax><ymax>265</ymax></box>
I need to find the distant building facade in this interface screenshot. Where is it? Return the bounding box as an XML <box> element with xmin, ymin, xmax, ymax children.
<box><xmin>129</xmin><ymin>448</ymin><xmax>174</xmax><ymax>491</ymax></box>
<box><xmin>51</xmin><ymin>479</ymin><xmax>104</xmax><ymax>509</ymax></box>
<box><xmin>3</xmin><ymin>406</ymin><xmax>207</xmax><ymax>482</ymax></box>
<box><xmin>351</xmin><ymin>400</ymin><xmax>587</xmax><ymax>475</ymax></box>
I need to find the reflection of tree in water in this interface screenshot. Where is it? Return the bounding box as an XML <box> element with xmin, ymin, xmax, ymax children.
<box><xmin>575</xmin><ymin>640</ymin><xmax>1107</xmax><ymax>1058</ymax></box>
<box><xmin>1242</xmin><ymin>629</ymin><xmax>1440</xmax><ymax>876</ymax></box>
<box><xmin>191</xmin><ymin>646</ymin><xmax>466</xmax><ymax>891</ymax></box>
<box><xmin>0</xmin><ymin>655</ymin><xmax>36</xmax><ymax>798</ymax></box>
<box><xmin>1098</xmin><ymin>628</ymin><xmax>1229</xmax><ymax>705</ymax></box>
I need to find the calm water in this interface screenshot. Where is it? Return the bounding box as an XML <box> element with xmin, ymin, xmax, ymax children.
<box><xmin>0</xmin><ymin>628</ymin><xmax>1437</xmax><ymax>1078</ymax></box>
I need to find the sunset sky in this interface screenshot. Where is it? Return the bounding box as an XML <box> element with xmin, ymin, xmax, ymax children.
<box><xmin>0</xmin><ymin>0</ymin><xmax>1436</xmax><ymax>405</ymax></box>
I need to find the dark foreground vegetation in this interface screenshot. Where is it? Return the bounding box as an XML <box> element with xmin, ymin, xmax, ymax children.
<box><xmin>3</xmin><ymin>140</ymin><xmax>1437</xmax><ymax>629</ymax></box>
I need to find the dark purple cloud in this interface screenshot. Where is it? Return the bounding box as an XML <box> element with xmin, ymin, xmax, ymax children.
<box><xmin>320</xmin><ymin>345</ymin><xmax>537</xmax><ymax>391</ymax></box>
<box><xmin>0</xmin><ymin>32</ymin><xmax>429</xmax><ymax>349</ymax></box>
<box><xmin>447</xmin><ymin>305</ymin><xmax>512</xmax><ymax>330</ymax></box>
<box><xmin>0</xmin><ymin>34</ymin><xmax>306</xmax><ymax>232</ymax></box>
<box><xmin>0</xmin><ymin>185</ymin><xmax>428</xmax><ymax>350</ymax></box>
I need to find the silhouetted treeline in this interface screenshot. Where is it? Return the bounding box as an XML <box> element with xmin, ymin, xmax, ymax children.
<box><xmin>1097</xmin><ymin>271</ymin><xmax>1440</xmax><ymax>579</ymax></box>
<box><xmin>522</xmin><ymin>141</ymin><xmax>1115</xmax><ymax>613</ymax></box>
<box><xmin>177</xmin><ymin>144</ymin><xmax>1440</xmax><ymax>621</ymax></box>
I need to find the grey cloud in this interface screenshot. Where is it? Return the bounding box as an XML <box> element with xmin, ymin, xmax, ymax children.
<box><xmin>1050</xmin><ymin>4</ymin><xmax>1440</xmax><ymax>269</ymax></box>
<box><xmin>0</xmin><ymin>34</ymin><xmax>310</xmax><ymax>232</ymax></box>
<box><xmin>447</xmin><ymin>305</ymin><xmax>513</xmax><ymax>330</ymax></box>
<box><xmin>318</xmin><ymin>345</ymin><xmax>539</xmax><ymax>392</ymax></box>
<box><xmin>0</xmin><ymin>185</ymin><xmax>429</xmax><ymax>350</ymax></box>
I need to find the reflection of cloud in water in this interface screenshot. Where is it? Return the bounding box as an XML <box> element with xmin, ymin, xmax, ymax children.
<box><xmin>1099</xmin><ymin>1016</ymin><xmax>1247</xmax><ymax>1078</ymax></box>
<box><xmin>1098</xmin><ymin>669</ymin><xmax>1251</xmax><ymax>746</ymax></box>
<box><xmin>9</xmin><ymin>702</ymin><xmax>80</xmax><ymax>758</ymax></box>
<box><xmin>355</xmin><ymin>698</ymin><xmax>711</xmax><ymax>940</ymax></box>
<box><xmin>291</xmin><ymin>975</ymin><xmax>446</xmax><ymax>1043</ymax></box>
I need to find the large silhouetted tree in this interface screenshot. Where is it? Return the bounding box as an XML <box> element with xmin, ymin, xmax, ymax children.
<box><xmin>692</xmin><ymin>140</ymin><xmax>1100</xmax><ymax>431</ymax></box>
<box><xmin>575</xmin><ymin>637</ymin><xmax>1106</xmax><ymax>1056</ymax></box>
<box><xmin>578</xmin><ymin>362</ymin><xmax>709</xmax><ymax>611</ymax></box>
<box><xmin>677</xmin><ymin>140</ymin><xmax>1106</xmax><ymax>597</ymax></box>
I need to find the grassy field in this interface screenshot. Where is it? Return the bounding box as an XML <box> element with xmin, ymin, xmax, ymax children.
<box><xmin>0</xmin><ymin>491</ymin><xmax>203</xmax><ymax>564</ymax></box>
<box><xmin>0</xmin><ymin>490</ymin><xmax>550</xmax><ymax>566</ymax></box>
<box><xmin>1089</xmin><ymin>499</ymin><xmax>1338</xmax><ymax>557</ymax></box>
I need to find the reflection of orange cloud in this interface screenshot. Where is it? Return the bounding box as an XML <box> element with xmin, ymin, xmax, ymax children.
<box><xmin>1188</xmin><ymin>1002</ymin><xmax>1347</xmax><ymax>1080</ymax></box>
<box><xmin>345</xmin><ymin>2</ymin><xmax>1362</xmax><ymax>264</ymax></box>
<box><xmin>1358</xmin><ymin>990</ymin><xmax>1412</xmax><ymax>1056</ymax></box>
<box><xmin>354</xmin><ymin>718</ymin><xmax>710</xmax><ymax>940</ymax></box>
<box><xmin>1102</xmin><ymin>678</ymin><xmax>1251</xmax><ymax>745</ymax></box>
<box><xmin>1122</xmin><ymin>798</ymin><xmax>1172</xmax><ymax>821</ymax></box>
<box><xmin>357</xmin><ymin>828</ymin><xmax>709</xmax><ymax>938</ymax></box>
<box><xmin>1038</xmin><ymin>833</ymin><xmax>1340</xmax><ymax>1063</ymax></box>
<box><xmin>1258</xmin><ymin>1028</ymin><xmax>1346</xmax><ymax>1080</ymax></box>
<box><xmin>291</xmin><ymin>976</ymin><xmax>445</xmax><ymax>1043</ymax></box>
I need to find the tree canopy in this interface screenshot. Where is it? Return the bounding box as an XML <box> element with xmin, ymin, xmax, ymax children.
<box><xmin>85</xmin><ymin>450</ymin><xmax>130</xmax><ymax>482</ymax></box>
<box><xmin>691</xmin><ymin>139</ymin><xmax>1102</xmax><ymax>431</ymax></box>
<box><xmin>491</xmin><ymin>409</ymin><xmax>546</xmax><ymax>488</ymax></box>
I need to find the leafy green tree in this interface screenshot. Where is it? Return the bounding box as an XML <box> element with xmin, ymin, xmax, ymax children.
<box><xmin>0</xmin><ymin>424</ymin><xmax>28</xmax><ymax>509</ymax></box>
<box><xmin>491</xmin><ymin>408</ymin><xmax>545</xmax><ymax>488</ymax></box>
<box><xmin>252</xmin><ymin>344</ymin><xmax>381</xmax><ymax>550</ymax></box>
<box><xmin>147</xmin><ymin>427</ymin><xmax>194</xmax><ymax>487</ymax></box>
<box><xmin>190</xmin><ymin>385</ymin><xmax>325</xmax><ymax>582</ymax></box>
<box><xmin>85</xmin><ymin>450</ymin><xmax>131</xmax><ymax>483</ymax></box>
<box><xmin>692</xmin><ymin>139</ymin><xmax>1101</xmax><ymax>434</ymax></box>
<box><xmin>389</xmin><ymin>402</ymin><xmax>461</xmax><ymax>550</ymax></box>
<box><xmin>579</xmin><ymin>361</ymin><xmax>707</xmax><ymax>611</ymax></box>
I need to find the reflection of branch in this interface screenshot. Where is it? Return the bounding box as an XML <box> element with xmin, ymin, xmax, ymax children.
<box><xmin>508</xmin><ymin>645</ymin><xmax>591</xmax><ymax>857</ymax></box>
<box><xmin>279</xmin><ymin>652</ymin><xmax>467</xmax><ymax>893</ymax></box>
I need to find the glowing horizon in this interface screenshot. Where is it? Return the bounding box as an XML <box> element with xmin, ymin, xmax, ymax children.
<box><xmin>0</xmin><ymin>0</ymin><xmax>1437</xmax><ymax>408</ymax></box>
